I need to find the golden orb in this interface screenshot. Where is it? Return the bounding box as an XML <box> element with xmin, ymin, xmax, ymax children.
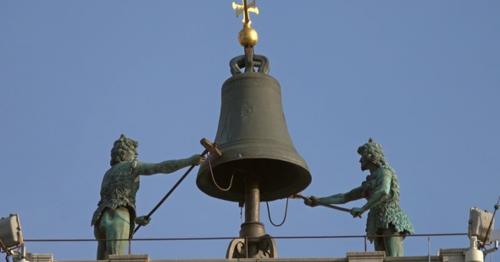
<box><xmin>238</xmin><ymin>26</ymin><xmax>258</xmax><ymax>47</ymax></box>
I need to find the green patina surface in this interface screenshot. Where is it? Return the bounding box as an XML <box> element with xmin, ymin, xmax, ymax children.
<box><xmin>91</xmin><ymin>134</ymin><xmax>201</xmax><ymax>260</ymax></box>
<box><xmin>362</xmin><ymin>165</ymin><xmax>414</xmax><ymax>239</ymax></box>
<box><xmin>309</xmin><ymin>139</ymin><xmax>414</xmax><ymax>257</ymax></box>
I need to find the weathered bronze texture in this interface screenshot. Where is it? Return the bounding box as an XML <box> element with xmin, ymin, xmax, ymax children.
<box><xmin>202</xmin><ymin>3</ymin><xmax>305</xmax><ymax>258</ymax></box>
<box><xmin>92</xmin><ymin>134</ymin><xmax>203</xmax><ymax>259</ymax></box>
<box><xmin>133</xmin><ymin>138</ymin><xmax>221</xmax><ymax>235</ymax></box>
<box><xmin>197</xmin><ymin>52</ymin><xmax>308</xmax><ymax>257</ymax></box>
<box><xmin>239</xmin><ymin>177</ymin><xmax>265</xmax><ymax>238</ymax></box>
<box><xmin>224</xmin><ymin>175</ymin><xmax>277</xmax><ymax>258</ymax></box>
<box><xmin>305</xmin><ymin>139</ymin><xmax>414</xmax><ymax>257</ymax></box>
<box><xmin>293</xmin><ymin>194</ymin><xmax>351</xmax><ymax>213</ymax></box>
<box><xmin>196</xmin><ymin>61</ymin><xmax>311</xmax><ymax>202</ymax></box>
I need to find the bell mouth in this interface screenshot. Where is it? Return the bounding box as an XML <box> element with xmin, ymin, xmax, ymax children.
<box><xmin>197</xmin><ymin>157</ymin><xmax>311</xmax><ymax>202</ymax></box>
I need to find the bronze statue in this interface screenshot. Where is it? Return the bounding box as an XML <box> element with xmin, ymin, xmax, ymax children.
<box><xmin>305</xmin><ymin>139</ymin><xmax>414</xmax><ymax>256</ymax></box>
<box><xmin>91</xmin><ymin>134</ymin><xmax>203</xmax><ymax>259</ymax></box>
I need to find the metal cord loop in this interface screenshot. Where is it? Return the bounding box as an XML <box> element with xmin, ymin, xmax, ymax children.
<box><xmin>208</xmin><ymin>158</ymin><xmax>234</xmax><ymax>192</ymax></box>
<box><xmin>265</xmin><ymin>198</ymin><xmax>289</xmax><ymax>227</ymax></box>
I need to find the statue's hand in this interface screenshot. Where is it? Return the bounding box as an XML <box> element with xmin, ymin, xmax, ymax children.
<box><xmin>304</xmin><ymin>196</ymin><xmax>319</xmax><ymax>207</ymax></box>
<box><xmin>350</xmin><ymin>207</ymin><xmax>363</xmax><ymax>218</ymax></box>
<box><xmin>135</xmin><ymin>216</ymin><xmax>151</xmax><ymax>226</ymax></box>
<box><xmin>190</xmin><ymin>154</ymin><xmax>205</xmax><ymax>166</ymax></box>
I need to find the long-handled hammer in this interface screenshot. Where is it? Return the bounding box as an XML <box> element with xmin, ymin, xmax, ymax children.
<box><xmin>292</xmin><ymin>194</ymin><xmax>353</xmax><ymax>214</ymax></box>
<box><xmin>133</xmin><ymin>138</ymin><xmax>222</xmax><ymax>235</ymax></box>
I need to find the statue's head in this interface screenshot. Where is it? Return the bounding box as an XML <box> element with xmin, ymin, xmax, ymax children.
<box><xmin>357</xmin><ymin>138</ymin><xmax>386</xmax><ymax>170</ymax></box>
<box><xmin>110</xmin><ymin>134</ymin><xmax>138</xmax><ymax>166</ymax></box>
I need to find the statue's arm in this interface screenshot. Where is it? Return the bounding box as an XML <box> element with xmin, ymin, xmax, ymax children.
<box><xmin>359</xmin><ymin>172</ymin><xmax>391</xmax><ymax>213</ymax></box>
<box><xmin>134</xmin><ymin>155</ymin><xmax>201</xmax><ymax>176</ymax></box>
<box><xmin>318</xmin><ymin>186</ymin><xmax>365</xmax><ymax>205</ymax></box>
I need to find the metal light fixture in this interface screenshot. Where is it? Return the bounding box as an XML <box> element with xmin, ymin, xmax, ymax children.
<box><xmin>0</xmin><ymin>214</ymin><xmax>23</xmax><ymax>252</ymax></box>
<box><xmin>468</xmin><ymin>207</ymin><xmax>494</xmax><ymax>244</ymax></box>
<box><xmin>0</xmin><ymin>214</ymin><xmax>28</xmax><ymax>262</ymax></box>
<box><xmin>466</xmin><ymin>206</ymin><xmax>498</xmax><ymax>262</ymax></box>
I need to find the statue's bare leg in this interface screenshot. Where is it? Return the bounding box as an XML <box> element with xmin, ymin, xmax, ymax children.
<box><xmin>373</xmin><ymin>229</ymin><xmax>385</xmax><ymax>252</ymax></box>
<box><xmin>99</xmin><ymin>207</ymin><xmax>131</xmax><ymax>257</ymax></box>
<box><xmin>382</xmin><ymin>227</ymin><xmax>404</xmax><ymax>257</ymax></box>
<box><xmin>94</xmin><ymin>223</ymin><xmax>107</xmax><ymax>259</ymax></box>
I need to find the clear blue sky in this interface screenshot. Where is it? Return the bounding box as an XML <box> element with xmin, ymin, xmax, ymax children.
<box><xmin>1</xmin><ymin>0</ymin><xmax>499</xmax><ymax>260</ymax></box>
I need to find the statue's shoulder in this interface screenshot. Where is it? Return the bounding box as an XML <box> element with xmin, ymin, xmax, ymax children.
<box><xmin>371</xmin><ymin>166</ymin><xmax>395</xmax><ymax>182</ymax></box>
<box><xmin>105</xmin><ymin>161</ymin><xmax>137</xmax><ymax>176</ymax></box>
<box><xmin>379</xmin><ymin>165</ymin><xmax>396</xmax><ymax>175</ymax></box>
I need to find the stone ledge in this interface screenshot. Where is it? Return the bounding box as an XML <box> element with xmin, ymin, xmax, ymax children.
<box><xmin>31</xmin><ymin>248</ymin><xmax>467</xmax><ymax>262</ymax></box>
<box><xmin>107</xmin><ymin>255</ymin><xmax>149</xmax><ymax>262</ymax></box>
<box><xmin>346</xmin><ymin>251</ymin><xmax>385</xmax><ymax>262</ymax></box>
<box><xmin>27</xmin><ymin>253</ymin><xmax>54</xmax><ymax>262</ymax></box>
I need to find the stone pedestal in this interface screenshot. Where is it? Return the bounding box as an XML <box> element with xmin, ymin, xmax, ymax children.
<box><xmin>27</xmin><ymin>253</ymin><xmax>54</xmax><ymax>262</ymax></box>
<box><xmin>439</xmin><ymin>248</ymin><xmax>466</xmax><ymax>262</ymax></box>
<box><xmin>26</xmin><ymin>249</ymin><xmax>470</xmax><ymax>262</ymax></box>
<box><xmin>347</xmin><ymin>251</ymin><xmax>385</xmax><ymax>262</ymax></box>
<box><xmin>107</xmin><ymin>255</ymin><xmax>149</xmax><ymax>262</ymax></box>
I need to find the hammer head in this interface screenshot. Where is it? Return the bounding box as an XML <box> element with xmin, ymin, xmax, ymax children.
<box><xmin>200</xmin><ymin>138</ymin><xmax>222</xmax><ymax>158</ymax></box>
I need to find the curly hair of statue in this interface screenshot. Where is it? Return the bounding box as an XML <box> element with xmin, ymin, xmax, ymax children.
<box><xmin>357</xmin><ymin>138</ymin><xmax>386</xmax><ymax>166</ymax></box>
<box><xmin>110</xmin><ymin>134</ymin><xmax>138</xmax><ymax>166</ymax></box>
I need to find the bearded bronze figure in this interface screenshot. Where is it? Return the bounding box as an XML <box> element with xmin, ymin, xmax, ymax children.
<box><xmin>306</xmin><ymin>139</ymin><xmax>414</xmax><ymax>256</ymax></box>
<box><xmin>91</xmin><ymin>134</ymin><xmax>203</xmax><ymax>259</ymax></box>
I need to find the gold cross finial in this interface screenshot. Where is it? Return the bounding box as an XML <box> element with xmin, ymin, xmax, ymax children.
<box><xmin>232</xmin><ymin>0</ymin><xmax>259</xmax><ymax>27</ymax></box>
<box><xmin>232</xmin><ymin>0</ymin><xmax>259</xmax><ymax>47</ymax></box>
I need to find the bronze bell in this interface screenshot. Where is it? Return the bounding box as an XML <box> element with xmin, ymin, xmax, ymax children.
<box><xmin>196</xmin><ymin>55</ymin><xmax>311</xmax><ymax>202</ymax></box>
